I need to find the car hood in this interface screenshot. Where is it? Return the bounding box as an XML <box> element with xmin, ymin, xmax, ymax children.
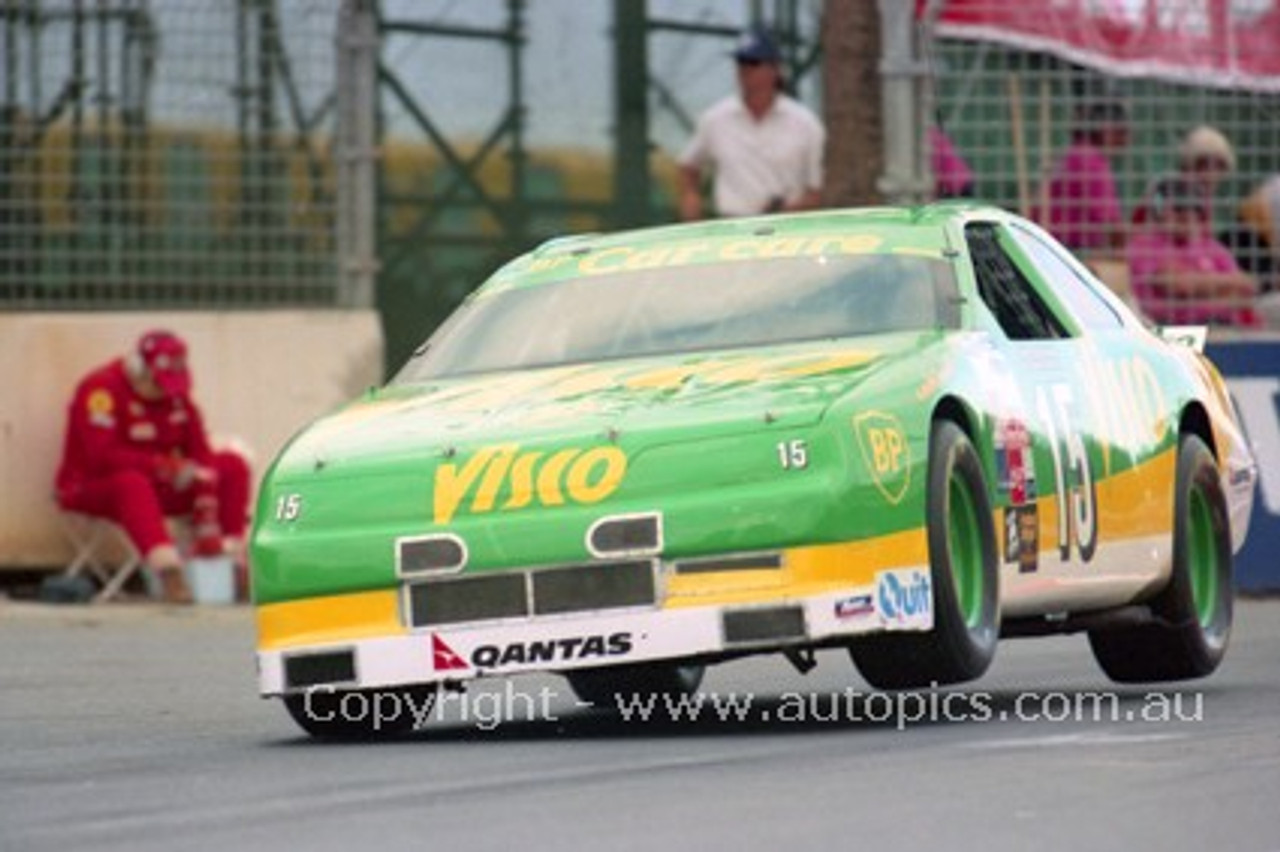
<box><xmin>274</xmin><ymin>338</ymin><xmax>927</xmax><ymax>478</ymax></box>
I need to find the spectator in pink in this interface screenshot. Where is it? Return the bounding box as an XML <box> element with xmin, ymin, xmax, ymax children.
<box><xmin>1178</xmin><ymin>125</ymin><xmax>1235</xmax><ymax>226</ymax></box>
<box><xmin>929</xmin><ymin>125</ymin><xmax>974</xmax><ymax>199</ymax></box>
<box><xmin>1127</xmin><ymin>175</ymin><xmax>1261</xmax><ymax>328</ymax></box>
<box><xmin>1134</xmin><ymin>125</ymin><xmax>1236</xmax><ymax>231</ymax></box>
<box><xmin>1039</xmin><ymin>99</ymin><xmax>1129</xmax><ymax>255</ymax></box>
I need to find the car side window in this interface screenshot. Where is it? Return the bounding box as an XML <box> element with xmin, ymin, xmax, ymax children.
<box><xmin>964</xmin><ymin>223</ymin><xmax>1069</xmax><ymax>341</ymax></box>
<box><xmin>1007</xmin><ymin>225</ymin><xmax>1124</xmax><ymax>330</ymax></box>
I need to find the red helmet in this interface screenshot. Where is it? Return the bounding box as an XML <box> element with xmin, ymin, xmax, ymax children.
<box><xmin>137</xmin><ymin>330</ymin><xmax>191</xmax><ymax>397</ymax></box>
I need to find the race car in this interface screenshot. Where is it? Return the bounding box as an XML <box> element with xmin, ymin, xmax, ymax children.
<box><xmin>250</xmin><ymin>203</ymin><xmax>1257</xmax><ymax>739</ymax></box>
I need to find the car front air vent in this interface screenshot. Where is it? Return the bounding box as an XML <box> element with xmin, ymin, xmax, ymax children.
<box><xmin>586</xmin><ymin>512</ymin><xmax>662</xmax><ymax>558</ymax></box>
<box><xmin>397</xmin><ymin>533</ymin><xmax>467</xmax><ymax>575</ymax></box>
<box><xmin>283</xmin><ymin>649</ymin><xmax>357</xmax><ymax>690</ymax></box>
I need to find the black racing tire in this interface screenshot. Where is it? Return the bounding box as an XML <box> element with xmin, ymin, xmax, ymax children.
<box><xmin>850</xmin><ymin>419</ymin><xmax>1000</xmax><ymax>689</ymax></box>
<box><xmin>566</xmin><ymin>662</ymin><xmax>705</xmax><ymax>710</ymax></box>
<box><xmin>1089</xmin><ymin>433</ymin><xmax>1233</xmax><ymax>683</ymax></box>
<box><xmin>283</xmin><ymin>685</ymin><xmax>437</xmax><ymax>741</ymax></box>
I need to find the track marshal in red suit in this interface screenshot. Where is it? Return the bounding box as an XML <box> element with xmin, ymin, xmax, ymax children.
<box><xmin>54</xmin><ymin>330</ymin><xmax>251</xmax><ymax>604</ymax></box>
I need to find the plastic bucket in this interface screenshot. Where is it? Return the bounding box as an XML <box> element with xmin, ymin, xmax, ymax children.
<box><xmin>184</xmin><ymin>555</ymin><xmax>235</xmax><ymax>605</ymax></box>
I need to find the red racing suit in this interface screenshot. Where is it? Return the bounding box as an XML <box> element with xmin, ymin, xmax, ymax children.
<box><xmin>54</xmin><ymin>358</ymin><xmax>251</xmax><ymax>557</ymax></box>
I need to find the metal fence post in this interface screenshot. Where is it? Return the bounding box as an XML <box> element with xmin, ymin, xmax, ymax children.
<box><xmin>335</xmin><ymin>0</ymin><xmax>379</xmax><ymax>309</ymax></box>
<box><xmin>876</xmin><ymin>0</ymin><xmax>930</xmax><ymax>205</ymax></box>
<box><xmin>612</xmin><ymin>0</ymin><xmax>651</xmax><ymax>229</ymax></box>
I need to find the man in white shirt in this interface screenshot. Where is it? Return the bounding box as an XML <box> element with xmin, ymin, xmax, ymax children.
<box><xmin>678</xmin><ymin>27</ymin><xmax>826</xmax><ymax>220</ymax></box>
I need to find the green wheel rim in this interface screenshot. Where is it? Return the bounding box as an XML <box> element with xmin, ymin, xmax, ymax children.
<box><xmin>948</xmin><ymin>469</ymin><xmax>984</xmax><ymax>629</ymax></box>
<box><xmin>1187</xmin><ymin>485</ymin><xmax>1218</xmax><ymax>629</ymax></box>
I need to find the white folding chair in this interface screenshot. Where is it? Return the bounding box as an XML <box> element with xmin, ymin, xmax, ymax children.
<box><xmin>59</xmin><ymin>511</ymin><xmax>146</xmax><ymax>603</ymax></box>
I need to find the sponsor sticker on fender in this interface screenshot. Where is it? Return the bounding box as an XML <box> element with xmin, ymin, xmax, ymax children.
<box><xmin>875</xmin><ymin>569</ymin><xmax>932</xmax><ymax>629</ymax></box>
<box><xmin>853</xmin><ymin>411</ymin><xmax>911</xmax><ymax>505</ymax></box>
<box><xmin>1004</xmin><ymin>504</ymin><xmax>1040</xmax><ymax>574</ymax></box>
<box><xmin>834</xmin><ymin>593</ymin><xmax>875</xmax><ymax>621</ymax></box>
<box><xmin>994</xmin><ymin>417</ymin><xmax>1036</xmax><ymax>505</ymax></box>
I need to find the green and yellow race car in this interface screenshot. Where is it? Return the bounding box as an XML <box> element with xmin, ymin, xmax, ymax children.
<box><xmin>250</xmin><ymin>204</ymin><xmax>1257</xmax><ymax>738</ymax></box>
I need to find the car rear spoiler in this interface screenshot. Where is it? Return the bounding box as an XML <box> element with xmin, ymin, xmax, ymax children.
<box><xmin>1159</xmin><ymin>326</ymin><xmax>1208</xmax><ymax>353</ymax></box>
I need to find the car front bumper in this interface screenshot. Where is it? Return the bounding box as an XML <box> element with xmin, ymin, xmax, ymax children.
<box><xmin>256</xmin><ymin>538</ymin><xmax>935</xmax><ymax>696</ymax></box>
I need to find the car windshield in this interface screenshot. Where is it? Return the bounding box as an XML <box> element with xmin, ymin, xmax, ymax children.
<box><xmin>395</xmin><ymin>253</ymin><xmax>958</xmax><ymax>382</ymax></box>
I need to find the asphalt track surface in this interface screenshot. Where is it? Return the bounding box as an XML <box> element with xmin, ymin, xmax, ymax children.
<box><xmin>2</xmin><ymin>597</ymin><xmax>1277</xmax><ymax>852</ymax></box>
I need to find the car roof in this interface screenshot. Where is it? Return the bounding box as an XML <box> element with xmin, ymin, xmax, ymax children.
<box><xmin>528</xmin><ymin>202</ymin><xmax>1002</xmax><ymax>259</ymax></box>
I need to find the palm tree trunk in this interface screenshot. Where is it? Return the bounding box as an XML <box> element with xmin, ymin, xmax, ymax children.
<box><xmin>822</xmin><ymin>0</ymin><xmax>883</xmax><ymax>207</ymax></box>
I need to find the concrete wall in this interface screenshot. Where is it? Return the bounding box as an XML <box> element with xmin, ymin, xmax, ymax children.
<box><xmin>1</xmin><ymin>311</ymin><xmax>383</xmax><ymax>569</ymax></box>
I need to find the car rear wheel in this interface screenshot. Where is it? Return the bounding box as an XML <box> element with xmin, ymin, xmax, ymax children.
<box><xmin>566</xmin><ymin>662</ymin><xmax>705</xmax><ymax>710</ymax></box>
<box><xmin>283</xmin><ymin>685</ymin><xmax>437</xmax><ymax>740</ymax></box>
<box><xmin>850</xmin><ymin>419</ymin><xmax>1000</xmax><ymax>689</ymax></box>
<box><xmin>1088</xmin><ymin>433</ymin><xmax>1232</xmax><ymax>682</ymax></box>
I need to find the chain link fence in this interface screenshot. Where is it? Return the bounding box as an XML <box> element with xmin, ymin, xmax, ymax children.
<box><xmin>4</xmin><ymin>1</ymin><xmax>1279</xmax><ymax>328</ymax></box>
<box><xmin>0</xmin><ymin>0</ymin><xmax>343</xmax><ymax>309</ymax></box>
<box><xmin>926</xmin><ymin>3</ymin><xmax>1280</xmax><ymax>328</ymax></box>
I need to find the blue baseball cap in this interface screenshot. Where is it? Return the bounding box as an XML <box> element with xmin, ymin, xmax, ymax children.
<box><xmin>733</xmin><ymin>27</ymin><xmax>781</xmax><ymax>64</ymax></box>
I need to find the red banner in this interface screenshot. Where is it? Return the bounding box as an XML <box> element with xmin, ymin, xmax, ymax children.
<box><xmin>924</xmin><ymin>0</ymin><xmax>1280</xmax><ymax>91</ymax></box>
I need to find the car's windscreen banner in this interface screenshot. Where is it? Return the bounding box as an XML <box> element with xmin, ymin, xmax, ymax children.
<box><xmin>1207</xmin><ymin>338</ymin><xmax>1280</xmax><ymax>591</ymax></box>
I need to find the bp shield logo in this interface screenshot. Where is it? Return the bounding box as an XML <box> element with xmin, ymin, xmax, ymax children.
<box><xmin>853</xmin><ymin>411</ymin><xmax>911</xmax><ymax>505</ymax></box>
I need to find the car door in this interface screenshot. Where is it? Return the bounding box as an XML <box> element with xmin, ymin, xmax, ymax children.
<box><xmin>964</xmin><ymin>220</ymin><xmax>1174</xmax><ymax>615</ymax></box>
